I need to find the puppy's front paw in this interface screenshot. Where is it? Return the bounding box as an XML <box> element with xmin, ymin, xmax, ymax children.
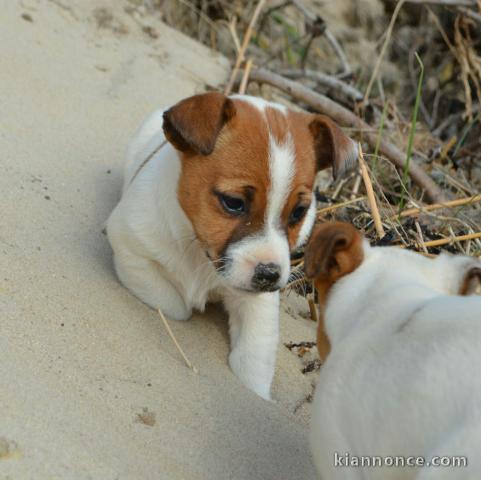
<box><xmin>228</xmin><ymin>349</ymin><xmax>273</xmax><ymax>401</ymax></box>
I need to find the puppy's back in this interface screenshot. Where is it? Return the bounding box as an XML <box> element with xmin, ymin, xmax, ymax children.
<box><xmin>311</xmin><ymin>293</ymin><xmax>481</xmax><ymax>479</ymax></box>
<box><xmin>122</xmin><ymin>109</ymin><xmax>166</xmax><ymax>193</ymax></box>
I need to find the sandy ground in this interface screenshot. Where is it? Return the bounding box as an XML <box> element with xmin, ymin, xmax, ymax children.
<box><xmin>1</xmin><ymin>1</ymin><xmax>318</xmax><ymax>478</ymax></box>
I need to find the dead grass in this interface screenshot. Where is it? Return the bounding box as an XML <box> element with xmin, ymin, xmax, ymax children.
<box><xmin>136</xmin><ymin>0</ymin><xmax>481</xmax><ymax>311</ymax></box>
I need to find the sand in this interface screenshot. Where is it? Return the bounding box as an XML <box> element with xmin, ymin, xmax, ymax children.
<box><xmin>0</xmin><ymin>1</ymin><xmax>318</xmax><ymax>478</ymax></box>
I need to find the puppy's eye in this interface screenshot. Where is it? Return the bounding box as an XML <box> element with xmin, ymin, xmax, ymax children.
<box><xmin>289</xmin><ymin>204</ymin><xmax>308</xmax><ymax>225</ymax></box>
<box><xmin>218</xmin><ymin>193</ymin><xmax>246</xmax><ymax>216</ymax></box>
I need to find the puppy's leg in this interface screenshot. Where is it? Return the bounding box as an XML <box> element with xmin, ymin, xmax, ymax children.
<box><xmin>224</xmin><ymin>291</ymin><xmax>279</xmax><ymax>400</ymax></box>
<box><xmin>113</xmin><ymin>250</ymin><xmax>192</xmax><ymax>321</ymax></box>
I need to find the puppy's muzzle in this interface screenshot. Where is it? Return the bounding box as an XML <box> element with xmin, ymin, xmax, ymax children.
<box><xmin>251</xmin><ymin>263</ymin><xmax>281</xmax><ymax>292</ymax></box>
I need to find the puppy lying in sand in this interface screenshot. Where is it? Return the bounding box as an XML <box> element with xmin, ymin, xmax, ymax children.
<box><xmin>304</xmin><ymin>222</ymin><xmax>481</xmax><ymax>480</ymax></box>
<box><xmin>106</xmin><ymin>93</ymin><xmax>357</xmax><ymax>400</ymax></box>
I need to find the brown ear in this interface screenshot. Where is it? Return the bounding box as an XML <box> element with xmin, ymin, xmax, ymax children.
<box><xmin>162</xmin><ymin>92</ymin><xmax>236</xmax><ymax>156</ymax></box>
<box><xmin>309</xmin><ymin>115</ymin><xmax>358</xmax><ymax>179</ymax></box>
<box><xmin>305</xmin><ymin>222</ymin><xmax>363</xmax><ymax>364</ymax></box>
<box><xmin>459</xmin><ymin>265</ymin><xmax>481</xmax><ymax>295</ymax></box>
<box><xmin>304</xmin><ymin>221</ymin><xmax>364</xmax><ymax>282</ymax></box>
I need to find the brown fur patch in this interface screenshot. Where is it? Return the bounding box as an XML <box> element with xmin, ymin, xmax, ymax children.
<box><xmin>265</xmin><ymin>106</ymin><xmax>289</xmax><ymax>144</ymax></box>
<box><xmin>459</xmin><ymin>266</ymin><xmax>481</xmax><ymax>295</ymax></box>
<box><xmin>309</xmin><ymin>115</ymin><xmax>358</xmax><ymax>178</ymax></box>
<box><xmin>304</xmin><ymin>222</ymin><xmax>364</xmax><ymax>361</ymax></box>
<box><xmin>163</xmin><ymin>92</ymin><xmax>235</xmax><ymax>155</ymax></box>
<box><xmin>176</xmin><ymin>99</ymin><xmax>271</xmax><ymax>260</ymax></box>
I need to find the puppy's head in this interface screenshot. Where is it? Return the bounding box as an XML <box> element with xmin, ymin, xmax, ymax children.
<box><xmin>163</xmin><ymin>93</ymin><xmax>358</xmax><ymax>292</ymax></box>
<box><xmin>304</xmin><ymin>222</ymin><xmax>364</xmax><ymax>286</ymax></box>
<box><xmin>304</xmin><ymin>222</ymin><xmax>364</xmax><ymax>360</ymax></box>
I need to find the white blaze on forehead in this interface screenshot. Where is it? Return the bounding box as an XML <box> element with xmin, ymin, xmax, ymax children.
<box><xmin>221</xmin><ymin>98</ymin><xmax>297</xmax><ymax>289</ymax></box>
<box><xmin>232</xmin><ymin>94</ymin><xmax>296</xmax><ymax>231</ymax></box>
<box><xmin>296</xmin><ymin>196</ymin><xmax>316</xmax><ymax>247</ymax></box>
<box><xmin>230</xmin><ymin>94</ymin><xmax>288</xmax><ymax>114</ymax></box>
<box><xmin>266</xmin><ymin>134</ymin><xmax>295</xmax><ymax>229</ymax></box>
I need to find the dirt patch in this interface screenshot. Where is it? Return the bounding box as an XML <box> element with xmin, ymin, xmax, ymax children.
<box><xmin>92</xmin><ymin>7</ymin><xmax>129</xmax><ymax>35</ymax></box>
<box><xmin>135</xmin><ymin>407</ymin><xmax>156</xmax><ymax>427</ymax></box>
<box><xmin>0</xmin><ymin>437</ymin><xmax>21</xmax><ymax>460</ymax></box>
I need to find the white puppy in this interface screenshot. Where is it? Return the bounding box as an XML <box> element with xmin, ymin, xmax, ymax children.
<box><xmin>106</xmin><ymin>93</ymin><xmax>357</xmax><ymax>399</ymax></box>
<box><xmin>304</xmin><ymin>222</ymin><xmax>481</xmax><ymax>479</ymax></box>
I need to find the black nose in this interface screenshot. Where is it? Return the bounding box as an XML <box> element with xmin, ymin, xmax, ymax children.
<box><xmin>252</xmin><ymin>263</ymin><xmax>281</xmax><ymax>291</ymax></box>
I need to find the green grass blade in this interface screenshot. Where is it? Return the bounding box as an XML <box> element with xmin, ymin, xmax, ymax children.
<box><xmin>398</xmin><ymin>52</ymin><xmax>424</xmax><ymax>214</ymax></box>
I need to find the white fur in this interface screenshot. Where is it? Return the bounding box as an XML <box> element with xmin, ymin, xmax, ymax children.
<box><xmin>106</xmin><ymin>99</ymin><xmax>312</xmax><ymax>400</ymax></box>
<box><xmin>310</xmin><ymin>244</ymin><xmax>481</xmax><ymax>479</ymax></box>
<box><xmin>225</xmin><ymin>135</ymin><xmax>295</xmax><ymax>289</ymax></box>
<box><xmin>266</xmin><ymin>135</ymin><xmax>295</xmax><ymax>228</ymax></box>
<box><xmin>230</xmin><ymin>94</ymin><xmax>288</xmax><ymax>113</ymax></box>
<box><xmin>296</xmin><ymin>196</ymin><xmax>316</xmax><ymax>248</ymax></box>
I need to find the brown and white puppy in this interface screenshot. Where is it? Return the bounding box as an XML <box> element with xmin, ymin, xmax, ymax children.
<box><xmin>305</xmin><ymin>222</ymin><xmax>481</xmax><ymax>479</ymax></box>
<box><xmin>106</xmin><ymin>93</ymin><xmax>357</xmax><ymax>399</ymax></box>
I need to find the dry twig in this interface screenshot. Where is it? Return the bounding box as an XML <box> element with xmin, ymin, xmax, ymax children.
<box><xmin>359</xmin><ymin>145</ymin><xmax>386</xmax><ymax>238</ymax></box>
<box><xmin>238</xmin><ymin>58</ymin><xmax>253</xmax><ymax>94</ymax></box>
<box><xmin>224</xmin><ymin>0</ymin><xmax>267</xmax><ymax>95</ymax></box>
<box><xmin>399</xmin><ymin>232</ymin><xmax>481</xmax><ymax>250</ymax></box>
<box><xmin>307</xmin><ymin>293</ymin><xmax>319</xmax><ymax>323</ymax></box>
<box><xmin>395</xmin><ymin>194</ymin><xmax>481</xmax><ymax>218</ymax></box>
<box><xmin>457</xmin><ymin>6</ymin><xmax>481</xmax><ymax>23</ymax></box>
<box><xmin>364</xmin><ymin>0</ymin><xmax>406</xmax><ymax>103</ymax></box>
<box><xmin>158</xmin><ymin>308</ymin><xmax>198</xmax><ymax>374</ymax></box>
<box><xmin>316</xmin><ymin>197</ymin><xmax>367</xmax><ymax>217</ymax></box>
<box><xmin>415</xmin><ymin>221</ymin><xmax>430</xmax><ymax>254</ymax></box>
<box><xmin>418</xmin><ymin>232</ymin><xmax>481</xmax><ymax>248</ymax></box>
<box><xmin>279</xmin><ymin>69</ymin><xmax>363</xmax><ymax>101</ymax></box>
<box><xmin>404</xmin><ymin>0</ymin><xmax>476</xmax><ymax>5</ymax></box>
<box><xmin>227</xmin><ymin>16</ymin><xmax>241</xmax><ymax>53</ymax></box>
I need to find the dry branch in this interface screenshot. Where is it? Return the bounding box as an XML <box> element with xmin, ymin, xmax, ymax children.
<box><xmin>316</xmin><ymin>197</ymin><xmax>366</xmax><ymax>217</ymax></box>
<box><xmin>308</xmin><ymin>293</ymin><xmax>319</xmax><ymax>323</ymax></box>
<box><xmin>224</xmin><ymin>0</ymin><xmax>267</xmax><ymax>96</ymax></box>
<box><xmin>359</xmin><ymin>146</ymin><xmax>386</xmax><ymax>238</ymax></box>
<box><xmin>244</xmin><ymin>67</ymin><xmax>445</xmax><ymax>203</ymax></box>
<box><xmin>364</xmin><ymin>0</ymin><xmax>406</xmax><ymax>103</ymax></box>
<box><xmin>395</xmin><ymin>194</ymin><xmax>481</xmax><ymax>218</ymax></box>
<box><xmin>415</xmin><ymin>221</ymin><xmax>430</xmax><ymax>254</ymax></box>
<box><xmin>404</xmin><ymin>0</ymin><xmax>476</xmax><ymax>6</ymax></box>
<box><xmin>457</xmin><ymin>6</ymin><xmax>481</xmax><ymax>23</ymax></box>
<box><xmin>158</xmin><ymin>308</ymin><xmax>198</xmax><ymax>374</ymax></box>
<box><xmin>238</xmin><ymin>59</ymin><xmax>253</xmax><ymax>95</ymax></box>
<box><xmin>417</xmin><ymin>232</ymin><xmax>481</xmax><ymax>248</ymax></box>
<box><xmin>279</xmin><ymin>69</ymin><xmax>363</xmax><ymax>101</ymax></box>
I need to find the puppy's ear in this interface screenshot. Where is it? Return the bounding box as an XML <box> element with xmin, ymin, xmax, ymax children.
<box><xmin>309</xmin><ymin>115</ymin><xmax>358</xmax><ymax>179</ymax></box>
<box><xmin>163</xmin><ymin>92</ymin><xmax>236</xmax><ymax>155</ymax></box>
<box><xmin>459</xmin><ymin>263</ymin><xmax>481</xmax><ymax>295</ymax></box>
<box><xmin>305</xmin><ymin>222</ymin><xmax>363</xmax><ymax>364</ymax></box>
<box><xmin>304</xmin><ymin>222</ymin><xmax>364</xmax><ymax>283</ymax></box>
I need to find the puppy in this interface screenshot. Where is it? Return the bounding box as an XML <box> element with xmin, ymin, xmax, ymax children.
<box><xmin>106</xmin><ymin>93</ymin><xmax>357</xmax><ymax>400</ymax></box>
<box><xmin>304</xmin><ymin>222</ymin><xmax>481</xmax><ymax>479</ymax></box>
